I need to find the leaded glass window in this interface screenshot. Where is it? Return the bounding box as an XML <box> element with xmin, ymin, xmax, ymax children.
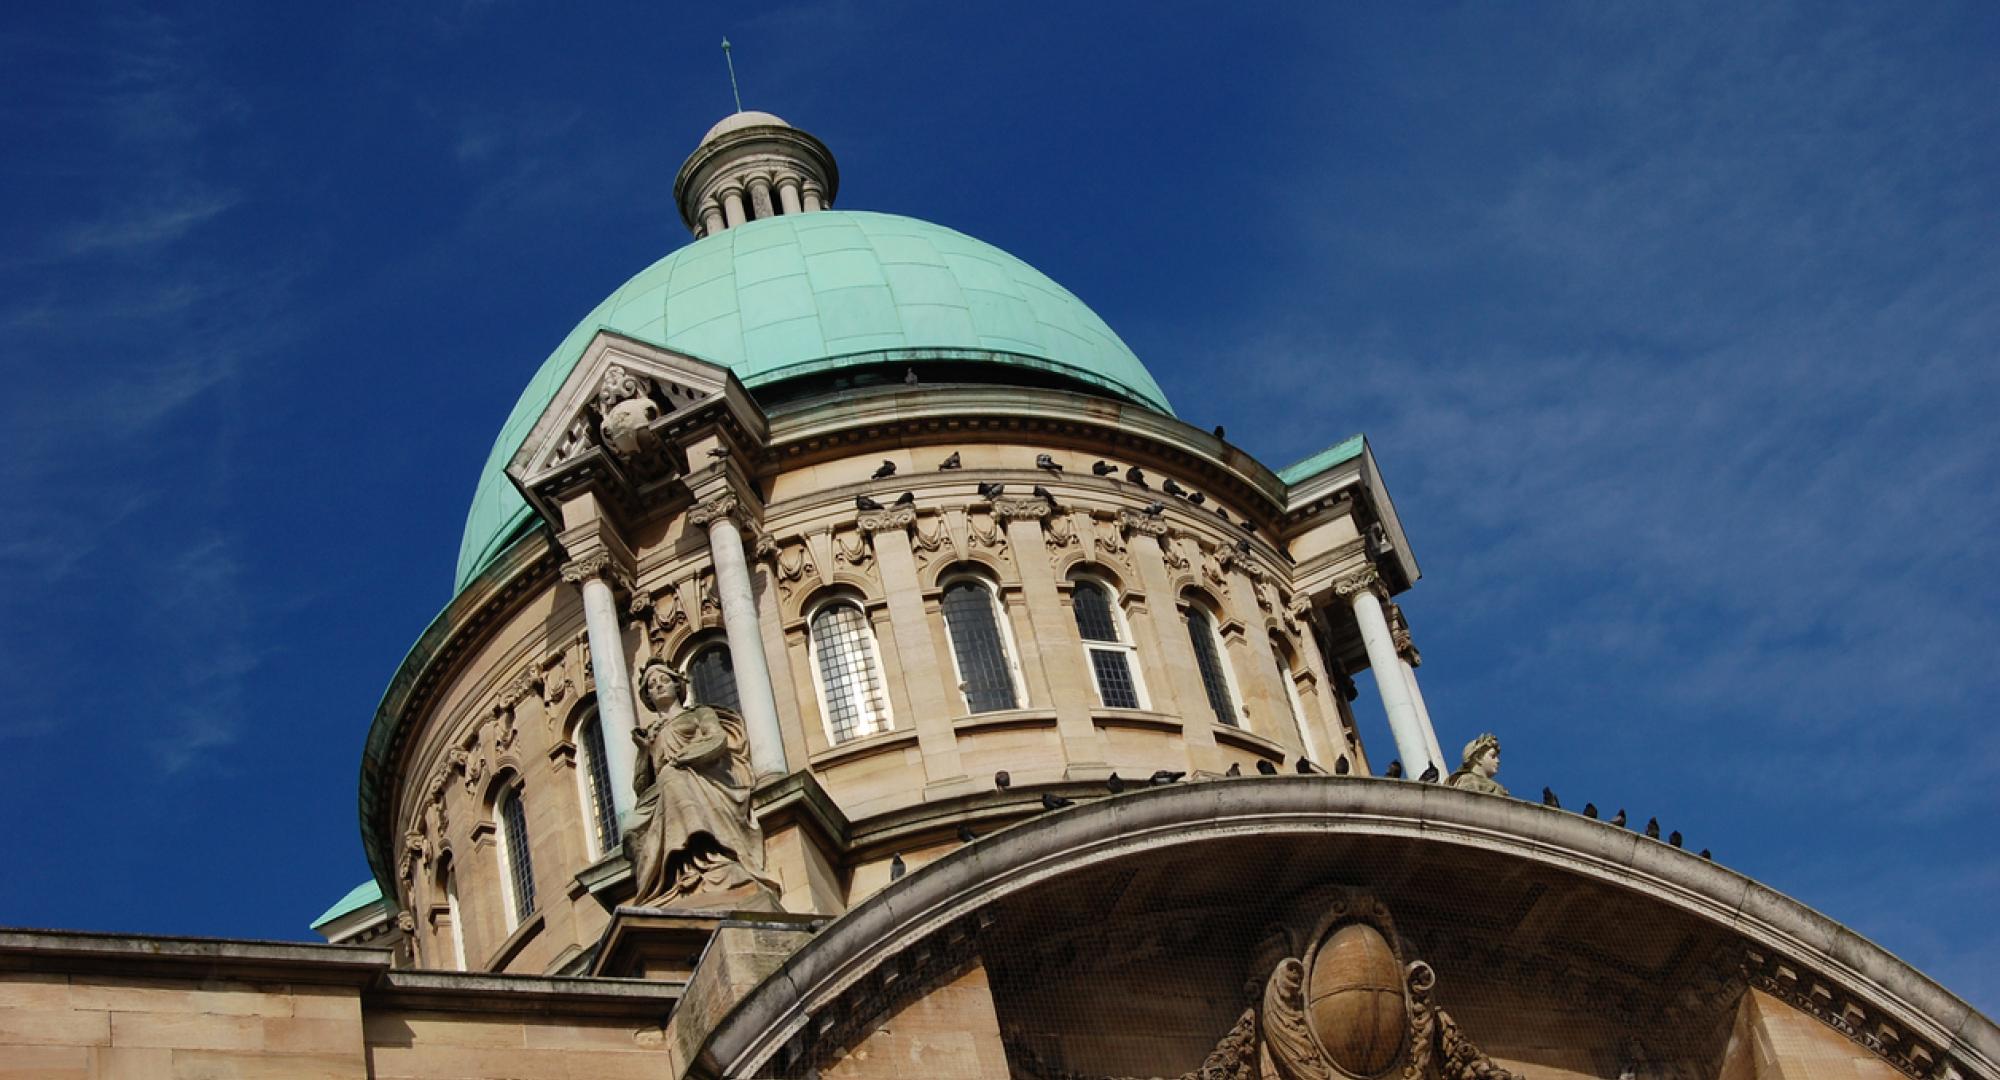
<box><xmin>810</xmin><ymin>601</ymin><xmax>892</xmax><ymax>744</ymax></box>
<box><xmin>942</xmin><ymin>579</ymin><xmax>1019</xmax><ymax>713</ymax></box>
<box><xmin>1073</xmin><ymin>578</ymin><xmax>1142</xmax><ymax>709</ymax></box>
<box><xmin>688</xmin><ymin>645</ymin><xmax>741</xmax><ymax>712</ymax></box>
<box><xmin>577</xmin><ymin>708</ymin><xmax>619</xmax><ymax>857</ymax></box>
<box><xmin>498</xmin><ymin>787</ymin><xmax>536</xmax><ymax>924</ymax></box>
<box><xmin>1185</xmin><ymin>605</ymin><xmax>1237</xmax><ymax>726</ymax></box>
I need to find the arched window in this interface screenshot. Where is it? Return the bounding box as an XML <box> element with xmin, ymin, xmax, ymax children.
<box><xmin>1072</xmin><ymin>576</ymin><xmax>1143</xmax><ymax>709</ymax></box>
<box><xmin>575</xmin><ymin>704</ymin><xmax>619</xmax><ymax>859</ymax></box>
<box><xmin>436</xmin><ymin>855</ymin><xmax>467</xmax><ymax>972</ymax></box>
<box><xmin>1184</xmin><ymin>602</ymin><xmax>1238</xmax><ymax>726</ymax></box>
<box><xmin>686</xmin><ymin>643</ymin><xmax>741</xmax><ymax>712</ymax></box>
<box><xmin>940</xmin><ymin>576</ymin><xmax>1021</xmax><ymax>713</ymax></box>
<box><xmin>808</xmin><ymin>599</ymin><xmax>892</xmax><ymax>744</ymax></box>
<box><xmin>496</xmin><ymin>785</ymin><xmax>536</xmax><ymax>927</ymax></box>
<box><xmin>1272</xmin><ymin>633</ymin><xmax>1319</xmax><ymax>759</ymax></box>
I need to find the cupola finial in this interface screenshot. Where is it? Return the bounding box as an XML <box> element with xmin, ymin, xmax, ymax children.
<box><xmin>721</xmin><ymin>38</ymin><xmax>743</xmax><ymax>114</ymax></box>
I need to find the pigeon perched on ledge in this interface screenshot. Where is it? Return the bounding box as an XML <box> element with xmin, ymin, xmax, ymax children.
<box><xmin>871</xmin><ymin>460</ymin><xmax>897</xmax><ymax>480</ymax></box>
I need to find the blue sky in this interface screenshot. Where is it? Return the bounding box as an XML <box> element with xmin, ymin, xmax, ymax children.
<box><xmin>2</xmin><ymin>2</ymin><xmax>1995</xmax><ymax>1015</ymax></box>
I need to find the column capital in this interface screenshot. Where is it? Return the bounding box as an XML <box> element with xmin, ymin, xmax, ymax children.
<box><xmin>858</xmin><ymin>506</ymin><xmax>919</xmax><ymax>534</ymax></box>
<box><xmin>993</xmin><ymin>496</ymin><xmax>1052</xmax><ymax>522</ymax></box>
<box><xmin>1331</xmin><ymin>564</ymin><xmax>1385</xmax><ymax>601</ymax></box>
<box><xmin>688</xmin><ymin>492</ymin><xmax>745</xmax><ymax>530</ymax></box>
<box><xmin>1117</xmin><ymin>508</ymin><xmax>1171</xmax><ymax>538</ymax></box>
<box><xmin>560</xmin><ymin>550</ymin><xmax>634</xmax><ymax>593</ymax></box>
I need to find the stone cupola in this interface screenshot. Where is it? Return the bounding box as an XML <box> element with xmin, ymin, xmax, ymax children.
<box><xmin>672</xmin><ymin>111</ymin><xmax>839</xmax><ymax>238</ymax></box>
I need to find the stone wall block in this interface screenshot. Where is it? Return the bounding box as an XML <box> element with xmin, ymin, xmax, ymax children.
<box><xmin>0</xmin><ymin>1006</ymin><xmax>110</xmax><ymax>1046</ymax></box>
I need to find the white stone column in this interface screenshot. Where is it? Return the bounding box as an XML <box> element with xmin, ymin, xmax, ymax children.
<box><xmin>701</xmin><ymin>202</ymin><xmax>726</xmax><ymax>236</ymax></box>
<box><xmin>1336</xmin><ymin>567</ymin><xmax>1437</xmax><ymax>778</ymax></box>
<box><xmin>562</xmin><ymin>554</ymin><xmax>640</xmax><ymax>821</ymax></box>
<box><xmin>692</xmin><ymin>496</ymin><xmax>788</xmax><ymax>779</ymax></box>
<box><xmin>747</xmin><ymin>176</ymin><xmax>774</xmax><ymax>220</ymax></box>
<box><xmin>801</xmin><ymin>183</ymin><xmax>824</xmax><ymax>212</ymax></box>
<box><xmin>1388</xmin><ymin>601</ymin><xmax>1446</xmax><ymax>769</ymax></box>
<box><xmin>776</xmin><ymin>177</ymin><xmax>803</xmax><ymax>215</ymax></box>
<box><xmin>721</xmin><ymin>186</ymin><xmax>748</xmax><ymax>228</ymax></box>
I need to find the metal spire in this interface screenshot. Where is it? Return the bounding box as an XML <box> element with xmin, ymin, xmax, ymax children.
<box><xmin>721</xmin><ymin>37</ymin><xmax>743</xmax><ymax>113</ymax></box>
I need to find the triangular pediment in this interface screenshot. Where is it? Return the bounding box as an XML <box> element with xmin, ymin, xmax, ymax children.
<box><xmin>506</xmin><ymin>330</ymin><xmax>766</xmax><ymax>509</ymax></box>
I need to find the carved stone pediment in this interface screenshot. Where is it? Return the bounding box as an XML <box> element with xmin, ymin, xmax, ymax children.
<box><xmin>505</xmin><ymin>330</ymin><xmax>770</xmax><ymax>521</ymax></box>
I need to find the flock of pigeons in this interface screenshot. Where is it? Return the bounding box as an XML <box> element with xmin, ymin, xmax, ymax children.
<box><xmin>884</xmin><ymin>761</ymin><xmax>1709</xmax><ymax>882</ymax></box>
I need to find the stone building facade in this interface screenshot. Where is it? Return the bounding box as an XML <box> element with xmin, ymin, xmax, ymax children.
<box><xmin>2</xmin><ymin>111</ymin><xmax>1993</xmax><ymax>1080</ymax></box>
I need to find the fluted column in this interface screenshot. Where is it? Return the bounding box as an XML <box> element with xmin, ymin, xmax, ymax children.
<box><xmin>691</xmin><ymin>495</ymin><xmax>788</xmax><ymax>779</ymax></box>
<box><xmin>1335</xmin><ymin>566</ymin><xmax>1437</xmax><ymax>778</ymax></box>
<box><xmin>561</xmin><ymin>553</ymin><xmax>640</xmax><ymax>821</ymax></box>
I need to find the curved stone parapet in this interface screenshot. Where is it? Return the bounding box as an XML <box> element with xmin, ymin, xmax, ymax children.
<box><xmin>693</xmin><ymin>777</ymin><xmax>1998</xmax><ymax>1079</ymax></box>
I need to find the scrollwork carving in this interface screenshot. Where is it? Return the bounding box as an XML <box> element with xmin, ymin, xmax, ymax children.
<box><xmin>687</xmin><ymin>493</ymin><xmax>742</xmax><ymax>530</ymax></box>
<box><xmin>560</xmin><ymin>551</ymin><xmax>634</xmax><ymax>592</ymax></box>
<box><xmin>593</xmin><ymin>364</ymin><xmax>665</xmax><ymax>465</ymax></box>
<box><xmin>1332</xmin><ymin>564</ymin><xmax>1382</xmax><ymax>601</ymax></box>
<box><xmin>993</xmin><ymin>496</ymin><xmax>1051</xmax><ymax>521</ymax></box>
<box><xmin>1118</xmin><ymin>508</ymin><xmax>1170</xmax><ymax>538</ymax></box>
<box><xmin>857</xmin><ymin>506</ymin><xmax>917</xmax><ymax>534</ymax></box>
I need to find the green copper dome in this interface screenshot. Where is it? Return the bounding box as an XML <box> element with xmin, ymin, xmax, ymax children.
<box><xmin>455</xmin><ymin>210</ymin><xmax>1173</xmax><ymax>591</ymax></box>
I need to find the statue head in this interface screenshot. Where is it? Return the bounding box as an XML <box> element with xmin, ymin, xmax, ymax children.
<box><xmin>637</xmin><ymin>660</ymin><xmax>687</xmax><ymax>714</ymax></box>
<box><xmin>1461</xmin><ymin>732</ymin><xmax>1500</xmax><ymax>777</ymax></box>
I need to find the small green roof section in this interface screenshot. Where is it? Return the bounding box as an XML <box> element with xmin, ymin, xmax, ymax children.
<box><xmin>1276</xmin><ymin>434</ymin><xmax>1366</xmax><ymax>485</ymax></box>
<box><xmin>310</xmin><ymin>879</ymin><xmax>383</xmax><ymax>930</ymax></box>
<box><xmin>456</xmin><ymin>210</ymin><xmax>1173</xmax><ymax>592</ymax></box>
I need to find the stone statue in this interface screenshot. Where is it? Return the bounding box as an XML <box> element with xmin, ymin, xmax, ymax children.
<box><xmin>624</xmin><ymin>661</ymin><xmax>780</xmax><ymax>909</ymax></box>
<box><xmin>1445</xmin><ymin>732</ymin><xmax>1508</xmax><ymax>796</ymax></box>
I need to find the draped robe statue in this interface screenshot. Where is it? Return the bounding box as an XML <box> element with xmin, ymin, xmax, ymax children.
<box><xmin>624</xmin><ymin>663</ymin><xmax>780</xmax><ymax>909</ymax></box>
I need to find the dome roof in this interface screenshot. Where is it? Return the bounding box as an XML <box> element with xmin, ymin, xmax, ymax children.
<box><xmin>701</xmin><ymin>109</ymin><xmax>792</xmax><ymax>141</ymax></box>
<box><xmin>456</xmin><ymin>210</ymin><xmax>1173</xmax><ymax>591</ymax></box>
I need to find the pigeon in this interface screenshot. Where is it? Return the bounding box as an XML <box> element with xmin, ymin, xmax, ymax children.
<box><xmin>856</xmin><ymin>494</ymin><xmax>884</xmax><ymax>511</ymax></box>
<box><xmin>1669</xmin><ymin>831</ymin><xmax>1683</xmax><ymax>849</ymax></box>
<box><xmin>1385</xmin><ymin>760</ymin><xmax>1403</xmax><ymax>778</ymax></box>
<box><xmin>1699</xmin><ymin>849</ymin><xmax>1712</xmax><ymax>860</ymax></box>
<box><xmin>1645</xmin><ymin>817</ymin><xmax>1661</xmax><ymax>839</ymax></box>
<box><xmin>1334</xmin><ymin>755</ymin><xmax>1350</xmax><ymax>775</ymax></box>
<box><xmin>1106</xmin><ymin>772</ymin><xmax>1125</xmax><ymax>794</ymax></box>
<box><xmin>707</xmin><ymin>446</ymin><xmax>730</xmax><ymax>459</ymax></box>
<box><xmin>1215</xmin><ymin>507</ymin><xmax>1231</xmax><ymax>522</ymax></box>
<box><xmin>1296</xmin><ymin>758</ymin><xmax>1316</xmax><ymax>775</ymax></box>
<box><xmin>1418</xmin><ymin>763</ymin><xmax>1440</xmax><ymax>783</ymax></box>
<box><xmin>1235</xmin><ymin>538</ymin><xmax>1252</xmax><ymax>555</ymax></box>
<box><xmin>977</xmin><ymin>481</ymin><xmax>1006</xmax><ymax>499</ymax></box>
<box><xmin>1148</xmin><ymin>770</ymin><xmax>1185</xmax><ymax>785</ymax></box>
<box><xmin>1162</xmin><ymin>478</ymin><xmax>1187</xmax><ymax>497</ymax></box>
<box><xmin>956</xmin><ymin>824</ymin><xmax>980</xmax><ymax>843</ymax></box>
<box><xmin>1224</xmin><ymin>762</ymin><xmax>1242</xmax><ymax>777</ymax></box>
<box><xmin>938</xmin><ymin>452</ymin><xmax>961</xmax><ymax>470</ymax></box>
<box><xmin>1041</xmin><ymin>792</ymin><xmax>1074</xmax><ymax>811</ymax></box>
<box><xmin>1092</xmin><ymin>460</ymin><xmax>1118</xmax><ymax>476</ymax></box>
<box><xmin>1213</xmin><ymin>425</ymin><xmax>1226</xmax><ymax>440</ymax></box>
<box><xmin>1187</xmin><ymin>491</ymin><xmax>1206</xmax><ymax>506</ymax></box>
<box><xmin>1143</xmin><ymin>501</ymin><xmax>1166</xmax><ymax>517</ymax></box>
<box><xmin>1583</xmin><ymin>802</ymin><xmax>1599</xmax><ymax>819</ymax></box>
<box><xmin>1036</xmin><ymin>453</ymin><xmax>1063</xmax><ymax>473</ymax></box>
<box><xmin>1125</xmin><ymin>465</ymin><xmax>1148</xmax><ymax>487</ymax></box>
<box><xmin>1255</xmin><ymin>760</ymin><xmax>1278</xmax><ymax>776</ymax></box>
<box><xmin>892</xmin><ymin>491</ymin><xmax>916</xmax><ymax>507</ymax></box>
<box><xmin>1542</xmin><ymin>787</ymin><xmax>1561</xmax><ymax>808</ymax></box>
<box><xmin>994</xmin><ymin>770</ymin><xmax>1011</xmax><ymax>791</ymax></box>
<box><xmin>872</xmin><ymin>460</ymin><xmax>897</xmax><ymax>480</ymax></box>
<box><xmin>889</xmin><ymin>853</ymin><xmax>906</xmax><ymax>880</ymax></box>
<box><xmin>904</xmin><ymin>368</ymin><xmax>919</xmax><ymax>386</ymax></box>
<box><xmin>1611</xmin><ymin>808</ymin><xmax>1627</xmax><ymax>828</ymax></box>
<box><xmin>1239</xmin><ymin>519</ymin><xmax>1256</xmax><ymax>535</ymax></box>
<box><xmin>1032</xmin><ymin>484</ymin><xmax>1056</xmax><ymax>503</ymax></box>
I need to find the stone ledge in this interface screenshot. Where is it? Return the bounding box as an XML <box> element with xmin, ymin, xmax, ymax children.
<box><xmin>0</xmin><ymin>927</ymin><xmax>390</xmax><ymax>986</ymax></box>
